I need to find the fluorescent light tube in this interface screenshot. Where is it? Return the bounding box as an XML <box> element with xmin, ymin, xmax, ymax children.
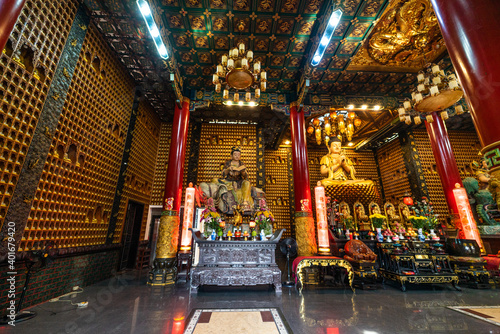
<box><xmin>311</xmin><ymin>9</ymin><xmax>343</xmax><ymax>66</ymax></box>
<box><xmin>137</xmin><ymin>0</ymin><xmax>169</xmax><ymax>59</ymax></box>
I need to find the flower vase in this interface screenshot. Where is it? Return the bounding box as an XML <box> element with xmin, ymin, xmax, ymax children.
<box><xmin>210</xmin><ymin>230</ymin><xmax>216</xmax><ymax>241</ymax></box>
<box><xmin>376</xmin><ymin>228</ymin><xmax>384</xmax><ymax>242</ymax></box>
<box><xmin>345</xmin><ymin>229</ymin><xmax>350</xmax><ymax>240</ymax></box>
<box><xmin>385</xmin><ymin>235</ymin><xmax>392</xmax><ymax>243</ymax></box>
<box><xmin>418</xmin><ymin>228</ymin><xmax>425</xmax><ymax>242</ymax></box>
<box><xmin>260</xmin><ymin>230</ymin><xmax>266</xmax><ymax>241</ymax></box>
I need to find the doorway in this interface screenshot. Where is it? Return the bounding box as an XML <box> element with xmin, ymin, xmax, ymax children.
<box><xmin>119</xmin><ymin>200</ymin><xmax>144</xmax><ymax>271</ymax></box>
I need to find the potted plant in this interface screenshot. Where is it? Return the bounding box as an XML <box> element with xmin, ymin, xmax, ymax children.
<box><xmin>369</xmin><ymin>213</ymin><xmax>387</xmax><ymax>242</ymax></box>
<box><xmin>409</xmin><ymin>216</ymin><xmax>428</xmax><ymax>241</ymax></box>
<box><xmin>343</xmin><ymin>216</ymin><xmax>354</xmax><ymax>239</ymax></box>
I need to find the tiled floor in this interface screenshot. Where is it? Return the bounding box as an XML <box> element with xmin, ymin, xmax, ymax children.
<box><xmin>3</xmin><ymin>270</ymin><xmax>500</xmax><ymax>334</ymax></box>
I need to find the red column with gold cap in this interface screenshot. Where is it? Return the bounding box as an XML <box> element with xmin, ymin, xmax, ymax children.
<box><xmin>0</xmin><ymin>0</ymin><xmax>26</xmax><ymax>51</ymax></box>
<box><xmin>290</xmin><ymin>102</ymin><xmax>317</xmax><ymax>256</ymax></box>
<box><xmin>431</xmin><ymin>0</ymin><xmax>500</xmax><ymax>249</ymax></box>
<box><xmin>424</xmin><ymin>112</ymin><xmax>462</xmax><ymax>216</ymax></box>
<box><xmin>148</xmin><ymin>97</ymin><xmax>190</xmax><ymax>285</ymax></box>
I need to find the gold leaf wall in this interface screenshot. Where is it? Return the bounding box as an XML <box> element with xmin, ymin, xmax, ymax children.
<box><xmin>0</xmin><ymin>0</ymin><xmax>78</xmax><ymax>232</ymax></box>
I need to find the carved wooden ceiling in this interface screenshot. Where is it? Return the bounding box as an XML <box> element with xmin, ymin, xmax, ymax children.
<box><xmin>82</xmin><ymin>0</ymin><xmax>470</xmax><ymax>146</ymax></box>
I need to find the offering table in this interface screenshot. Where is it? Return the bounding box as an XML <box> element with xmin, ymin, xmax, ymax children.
<box><xmin>189</xmin><ymin>229</ymin><xmax>284</xmax><ymax>294</ymax></box>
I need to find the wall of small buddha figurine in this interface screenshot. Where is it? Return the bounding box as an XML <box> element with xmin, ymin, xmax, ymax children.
<box><xmin>0</xmin><ymin>0</ymin><xmax>78</xmax><ymax>234</ymax></box>
<box><xmin>118</xmin><ymin>100</ymin><xmax>161</xmax><ymax>241</ymax></box>
<box><xmin>411</xmin><ymin>129</ymin><xmax>482</xmax><ymax>225</ymax></box>
<box><xmin>25</xmin><ymin>23</ymin><xmax>137</xmax><ymax>250</ymax></box>
<box><xmin>376</xmin><ymin>138</ymin><xmax>412</xmax><ymax>202</ymax></box>
<box><xmin>264</xmin><ymin>147</ymin><xmax>293</xmax><ymax>238</ymax></box>
<box><xmin>197</xmin><ymin>123</ymin><xmax>258</xmax><ymax>187</ymax></box>
<box><xmin>151</xmin><ymin>123</ymin><xmax>172</xmax><ymax>206</ymax></box>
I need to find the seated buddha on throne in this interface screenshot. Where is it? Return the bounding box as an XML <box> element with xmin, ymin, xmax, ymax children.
<box><xmin>200</xmin><ymin>147</ymin><xmax>263</xmax><ymax>215</ymax></box>
<box><xmin>320</xmin><ymin>138</ymin><xmax>374</xmax><ymax>187</ymax></box>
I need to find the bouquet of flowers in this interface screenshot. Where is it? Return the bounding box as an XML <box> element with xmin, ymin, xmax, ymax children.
<box><xmin>369</xmin><ymin>213</ymin><xmax>387</xmax><ymax>229</ymax></box>
<box><xmin>200</xmin><ymin>198</ymin><xmax>222</xmax><ymax>237</ymax></box>
<box><xmin>411</xmin><ymin>197</ymin><xmax>439</xmax><ymax>230</ymax></box>
<box><xmin>408</xmin><ymin>216</ymin><xmax>428</xmax><ymax>230</ymax></box>
<box><xmin>343</xmin><ymin>216</ymin><xmax>354</xmax><ymax>230</ymax></box>
<box><xmin>254</xmin><ymin>199</ymin><xmax>275</xmax><ymax>235</ymax></box>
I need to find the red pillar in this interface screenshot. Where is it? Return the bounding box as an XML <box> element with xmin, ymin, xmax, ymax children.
<box><xmin>290</xmin><ymin>103</ymin><xmax>312</xmax><ymax>212</ymax></box>
<box><xmin>163</xmin><ymin>98</ymin><xmax>190</xmax><ymax>212</ymax></box>
<box><xmin>424</xmin><ymin>112</ymin><xmax>462</xmax><ymax>216</ymax></box>
<box><xmin>290</xmin><ymin>102</ymin><xmax>317</xmax><ymax>256</ymax></box>
<box><xmin>149</xmin><ymin>97</ymin><xmax>190</xmax><ymax>285</ymax></box>
<box><xmin>431</xmin><ymin>0</ymin><xmax>500</xmax><ymax>151</ymax></box>
<box><xmin>0</xmin><ymin>0</ymin><xmax>26</xmax><ymax>51</ymax></box>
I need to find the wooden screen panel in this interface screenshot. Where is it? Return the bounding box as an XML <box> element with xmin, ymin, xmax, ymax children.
<box><xmin>116</xmin><ymin>100</ymin><xmax>161</xmax><ymax>242</ymax></box>
<box><xmin>151</xmin><ymin>123</ymin><xmax>172</xmax><ymax>206</ymax></box>
<box><xmin>0</xmin><ymin>0</ymin><xmax>78</xmax><ymax>230</ymax></box>
<box><xmin>22</xmin><ymin>24</ymin><xmax>135</xmax><ymax>250</ymax></box>
<box><xmin>264</xmin><ymin>147</ymin><xmax>292</xmax><ymax>239</ymax></box>
<box><xmin>377</xmin><ymin>138</ymin><xmax>412</xmax><ymax>201</ymax></box>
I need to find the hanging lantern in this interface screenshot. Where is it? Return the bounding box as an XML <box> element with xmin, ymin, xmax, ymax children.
<box><xmin>223</xmin><ymin>89</ymin><xmax>229</xmax><ymax>99</ymax></box>
<box><xmin>440</xmin><ymin>111</ymin><xmax>449</xmax><ymax>120</ymax></box>
<box><xmin>245</xmin><ymin>92</ymin><xmax>251</xmax><ymax>102</ymax></box>
<box><xmin>403</xmin><ymin>194</ymin><xmax>413</xmax><ymax>206</ymax></box>
<box><xmin>234</xmin><ymin>93</ymin><xmax>239</xmax><ymax>102</ymax></box>
<box><xmin>354</xmin><ymin>118</ymin><xmax>362</xmax><ymax>127</ymax></box>
<box><xmin>215</xmin><ymin>83</ymin><xmax>221</xmax><ymax>93</ymax></box>
<box><xmin>254</xmin><ymin>61</ymin><xmax>261</xmax><ymax>74</ymax></box>
<box><xmin>241</xmin><ymin>57</ymin><xmax>248</xmax><ymax>69</ymax></box>
<box><xmin>221</xmin><ymin>54</ymin><xmax>228</xmax><ymax>66</ymax></box>
<box><xmin>324</xmin><ymin>121</ymin><xmax>331</xmax><ymax>136</ymax></box>
<box><xmin>307</xmin><ymin>126</ymin><xmax>314</xmax><ymax>135</ymax></box>
<box><xmin>405</xmin><ymin>116</ymin><xmax>412</xmax><ymax>125</ymax></box>
<box><xmin>261</xmin><ymin>81</ymin><xmax>266</xmax><ymax>92</ymax></box>
<box><xmin>315</xmin><ymin>127</ymin><xmax>322</xmax><ymax>145</ymax></box>
<box><xmin>455</xmin><ymin>105</ymin><xmax>464</xmax><ymax>115</ymax></box>
<box><xmin>246</xmin><ymin>50</ymin><xmax>253</xmax><ymax>62</ymax></box>
<box><xmin>414</xmin><ymin>116</ymin><xmax>422</xmax><ymax>125</ymax></box>
<box><xmin>426</xmin><ymin>114</ymin><xmax>434</xmax><ymax>123</ymax></box>
<box><xmin>255</xmin><ymin>88</ymin><xmax>260</xmax><ymax>98</ymax></box>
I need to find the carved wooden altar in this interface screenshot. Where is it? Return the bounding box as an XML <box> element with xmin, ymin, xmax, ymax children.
<box><xmin>189</xmin><ymin>229</ymin><xmax>284</xmax><ymax>294</ymax></box>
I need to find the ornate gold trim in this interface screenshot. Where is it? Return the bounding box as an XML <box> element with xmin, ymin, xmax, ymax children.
<box><xmin>296</xmin><ymin>258</ymin><xmax>354</xmax><ymax>293</ymax></box>
<box><xmin>481</xmin><ymin>140</ymin><xmax>500</xmax><ymax>155</ymax></box>
<box><xmin>290</xmin><ymin>101</ymin><xmax>299</xmax><ymax>108</ymax></box>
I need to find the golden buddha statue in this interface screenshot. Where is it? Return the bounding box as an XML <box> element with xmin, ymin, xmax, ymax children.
<box><xmin>384</xmin><ymin>202</ymin><xmax>401</xmax><ymax>229</ymax></box>
<box><xmin>219</xmin><ymin>147</ymin><xmax>253</xmax><ymax>210</ymax></box>
<box><xmin>354</xmin><ymin>201</ymin><xmax>371</xmax><ymax>231</ymax></box>
<box><xmin>320</xmin><ymin>138</ymin><xmax>374</xmax><ymax>187</ymax></box>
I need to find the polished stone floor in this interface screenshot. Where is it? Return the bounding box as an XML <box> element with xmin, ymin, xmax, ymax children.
<box><xmin>4</xmin><ymin>270</ymin><xmax>500</xmax><ymax>334</ymax></box>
